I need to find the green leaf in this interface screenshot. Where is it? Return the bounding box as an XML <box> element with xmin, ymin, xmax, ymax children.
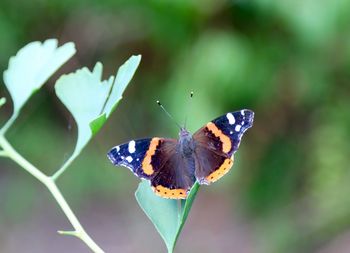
<box><xmin>89</xmin><ymin>114</ymin><xmax>107</xmax><ymax>136</ymax></box>
<box><xmin>3</xmin><ymin>39</ymin><xmax>76</xmax><ymax>115</ymax></box>
<box><xmin>103</xmin><ymin>55</ymin><xmax>142</xmax><ymax>118</ymax></box>
<box><xmin>54</xmin><ymin>55</ymin><xmax>141</xmax><ymax>161</ymax></box>
<box><xmin>135</xmin><ymin>181</ymin><xmax>200</xmax><ymax>253</ymax></box>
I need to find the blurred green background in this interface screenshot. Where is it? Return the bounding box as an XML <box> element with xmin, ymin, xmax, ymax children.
<box><xmin>1</xmin><ymin>0</ymin><xmax>350</xmax><ymax>252</ymax></box>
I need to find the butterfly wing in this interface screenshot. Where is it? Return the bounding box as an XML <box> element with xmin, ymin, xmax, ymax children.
<box><xmin>108</xmin><ymin>138</ymin><xmax>195</xmax><ymax>199</ymax></box>
<box><xmin>108</xmin><ymin>138</ymin><xmax>158</xmax><ymax>179</ymax></box>
<box><xmin>193</xmin><ymin>109</ymin><xmax>254</xmax><ymax>184</ymax></box>
<box><xmin>149</xmin><ymin>139</ymin><xmax>196</xmax><ymax>199</ymax></box>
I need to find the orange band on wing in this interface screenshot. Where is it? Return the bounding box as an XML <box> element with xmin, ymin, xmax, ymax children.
<box><xmin>206</xmin><ymin>122</ymin><xmax>232</xmax><ymax>153</ymax></box>
<box><xmin>141</xmin><ymin>138</ymin><xmax>160</xmax><ymax>175</ymax></box>
<box><xmin>205</xmin><ymin>158</ymin><xmax>234</xmax><ymax>183</ymax></box>
<box><xmin>152</xmin><ymin>185</ymin><xmax>187</xmax><ymax>199</ymax></box>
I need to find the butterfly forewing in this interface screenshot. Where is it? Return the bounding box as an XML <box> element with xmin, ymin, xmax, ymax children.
<box><xmin>108</xmin><ymin>138</ymin><xmax>195</xmax><ymax>199</ymax></box>
<box><xmin>193</xmin><ymin>109</ymin><xmax>254</xmax><ymax>184</ymax></box>
<box><xmin>108</xmin><ymin>138</ymin><xmax>156</xmax><ymax>179</ymax></box>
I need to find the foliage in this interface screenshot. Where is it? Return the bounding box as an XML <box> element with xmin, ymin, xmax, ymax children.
<box><xmin>136</xmin><ymin>181</ymin><xmax>200</xmax><ymax>253</ymax></box>
<box><xmin>0</xmin><ymin>39</ymin><xmax>141</xmax><ymax>252</ymax></box>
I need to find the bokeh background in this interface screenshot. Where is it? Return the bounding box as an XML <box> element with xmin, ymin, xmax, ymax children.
<box><xmin>1</xmin><ymin>0</ymin><xmax>350</xmax><ymax>252</ymax></box>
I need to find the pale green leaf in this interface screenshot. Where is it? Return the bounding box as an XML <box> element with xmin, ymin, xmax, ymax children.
<box><xmin>54</xmin><ymin>55</ymin><xmax>141</xmax><ymax>167</ymax></box>
<box><xmin>135</xmin><ymin>181</ymin><xmax>200</xmax><ymax>253</ymax></box>
<box><xmin>103</xmin><ymin>55</ymin><xmax>142</xmax><ymax>117</ymax></box>
<box><xmin>55</xmin><ymin>62</ymin><xmax>112</xmax><ymax>153</ymax></box>
<box><xmin>3</xmin><ymin>39</ymin><xmax>76</xmax><ymax>114</ymax></box>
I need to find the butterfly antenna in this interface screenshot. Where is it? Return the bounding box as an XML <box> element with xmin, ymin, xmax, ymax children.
<box><xmin>184</xmin><ymin>91</ymin><xmax>194</xmax><ymax>129</ymax></box>
<box><xmin>157</xmin><ymin>100</ymin><xmax>182</xmax><ymax>129</ymax></box>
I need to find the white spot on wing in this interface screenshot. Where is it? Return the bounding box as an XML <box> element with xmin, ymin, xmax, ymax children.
<box><xmin>126</xmin><ymin>156</ymin><xmax>133</xmax><ymax>162</ymax></box>
<box><xmin>241</xmin><ymin>110</ymin><xmax>245</xmax><ymax>116</ymax></box>
<box><xmin>230</xmin><ymin>131</ymin><xmax>233</xmax><ymax>134</ymax></box>
<box><xmin>226</xmin><ymin>113</ymin><xmax>235</xmax><ymax>125</ymax></box>
<box><xmin>128</xmin><ymin>140</ymin><xmax>136</xmax><ymax>153</ymax></box>
<box><xmin>235</xmin><ymin>125</ymin><xmax>242</xmax><ymax>132</ymax></box>
<box><xmin>116</xmin><ymin>146</ymin><xmax>120</xmax><ymax>152</ymax></box>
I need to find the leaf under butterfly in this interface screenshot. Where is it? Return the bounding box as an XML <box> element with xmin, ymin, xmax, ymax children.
<box><xmin>3</xmin><ymin>39</ymin><xmax>76</xmax><ymax>115</ymax></box>
<box><xmin>135</xmin><ymin>180</ymin><xmax>200</xmax><ymax>253</ymax></box>
<box><xmin>55</xmin><ymin>55</ymin><xmax>141</xmax><ymax>160</ymax></box>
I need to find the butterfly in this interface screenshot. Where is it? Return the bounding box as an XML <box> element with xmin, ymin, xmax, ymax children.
<box><xmin>107</xmin><ymin>109</ymin><xmax>254</xmax><ymax>199</ymax></box>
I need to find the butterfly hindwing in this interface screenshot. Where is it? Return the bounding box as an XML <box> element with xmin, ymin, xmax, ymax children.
<box><xmin>193</xmin><ymin>109</ymin><xmax>254</xmax><ymax>184</ymax></box>
<box><xmin>146</xmin><ymin>138</ymin><xmax>196</xmax><ymax>199</ymax></box>
<box><xmin>108</xmin><ymin>138</ymin><xmax>196</xmax><ymax>199</ymax></box>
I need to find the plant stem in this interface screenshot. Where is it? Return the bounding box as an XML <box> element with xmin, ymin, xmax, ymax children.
<box><xmin>52</xmin><ymin>153</ymin><xmax>77</xmax><ymax>181</ymax></box>
<box><xmin>45</xmin><ymin>179</ymin><xmax>105</xmax><ymax>253</ymax></box>
<box><xmin>0</xmin><ymin>134</ymin><xmax>48</xmax><ymax>184</ymax></box>
<box><xmin>0</xmin><ymin>113</ymin><xmax>18</xmax><ymax>135</ymax></box>
<box><xmin>0</xmin><ymin>134</ymin><xmax>105</xmax><ymax>253</ymax></box>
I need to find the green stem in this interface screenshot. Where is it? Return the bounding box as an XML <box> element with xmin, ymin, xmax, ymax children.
<box><xmin>0</xmin><ymin>150</ymin><xmax>7</xmax><ymax>157</ymax></box>
<box><xmin>0</xmin><ymin>113</ymin><xmax>18</xmax><ymax>135</ymax></box>
<box><xmin>45</xmin><ymin>179</ymin><xmax>105</xmax><ymax>253</ymax></box>
<box><xmin>0</xmin><ymin>135</ymin><xmax>105</xmax><ymax>253</ymax></box>
<box><xmin>0</xmin><ymin>134</ymin><xmax>48</xmax><ymax>183</ymax></box>
<box><xmin>52</xmin><ymin>153</ymin><xmax>77</xmax><ymax>181</ymax></box>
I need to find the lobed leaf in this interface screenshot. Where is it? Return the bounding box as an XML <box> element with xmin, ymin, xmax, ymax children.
<box><xmin>135</xmin><ymin>181</ymin><xmax>200</xmax><ymax>253</ymax></box>
<box><xmin>55</xmin><ymin>55</ymin><xmax>141</xmax><ymax>159</ymax></box>
<box><xmin>3</xmin><ymin>39</ymin><xmax>76</xmax><ymax>115</ymax></box>
<box><xmin>103</xmin><ymin>55</ymin><xmax>142</xmax><ymax>118</ymax></box>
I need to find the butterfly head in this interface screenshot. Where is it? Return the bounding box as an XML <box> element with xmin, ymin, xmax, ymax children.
<box><xmin>179</xmin><ymin>127</ymin><xmax>190</xmax><ymax>137</ymax></box>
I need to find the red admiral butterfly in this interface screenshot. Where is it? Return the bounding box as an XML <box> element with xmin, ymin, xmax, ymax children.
<box><xmin>108</xmin><ymin>109</ymin><xmax>254</xmax><ymax>199</ymax></box>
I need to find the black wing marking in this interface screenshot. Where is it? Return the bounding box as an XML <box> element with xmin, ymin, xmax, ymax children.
<box><xmin>108</xmin><ymin>138</ymin><xmax>155</xmax><ymax>180</ymax></box>
<box><xmin>193</xmin><ymin>109</ymin><xmax>254</xmax><ymax>184</ymax></box>
<box><xmin>211</xmin><ymin>109</ymin><xmax>254</xmax><ymax>156</ymax></box>
<box><xmin>108</xmin><ymin>138</ymin><xmax>196</xmax><ymax>199</ymax></box>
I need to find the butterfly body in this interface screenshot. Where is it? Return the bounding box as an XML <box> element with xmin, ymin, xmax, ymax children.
<box><xmin>178</xmin><ymin>128</ymin><xmax>195</xmax><ymax>157</ymax></box>
<box><xmin>108</xmin><ymin>109</ymin><xmax>254</xmax><ymax>199</ymax></box>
